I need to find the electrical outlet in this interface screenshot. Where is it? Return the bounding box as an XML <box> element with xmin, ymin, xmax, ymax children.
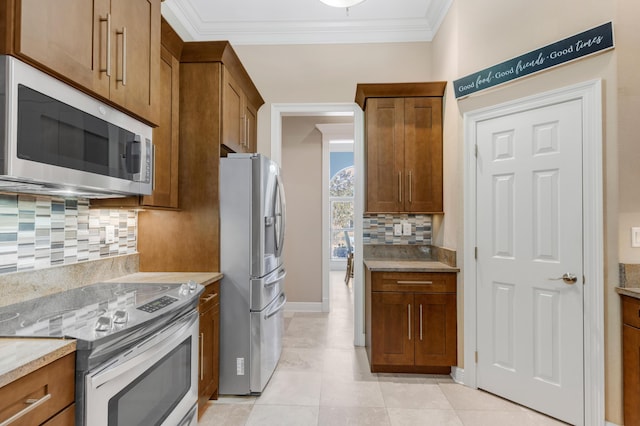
<box><xmin>632</xmin><ymin>227</ymin><xmax>640</xmax><ymax>248</ymax></box>
<box><xmin>393</xmin><ymin>223</ymin><xmax>402</xmax><ymax>236</ymax></box>
<box><xmin>105</xmin><ymin>225</ymin><xmax>116</xmax><ymax>244</ymax></box>
<box><xmin>236</xmin><ymin>358</ymin><xmax>245</xmax><ymax>375</ymax></box>
<box><xmin>402</xmin><ymin>221</ymin><xmax>412</xmax><ymax>236</ymax></box>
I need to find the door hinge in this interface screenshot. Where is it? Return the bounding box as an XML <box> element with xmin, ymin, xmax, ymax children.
<box><xmin>475</xmin><ymin>144</ymin><xmax>478</xmax><ymax>157</ymax></box>
<box><xmin>474</xmin><ymin>247</ymin><xmax>478</xmax><ymax>260</ymax></box>
<box><xmin>475</xmin><ymin>351</ymin><xmax>478</xmax><ymax>363</ymax></box>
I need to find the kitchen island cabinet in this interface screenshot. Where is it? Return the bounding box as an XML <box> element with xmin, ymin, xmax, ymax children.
<box><xmin>0</xmin><ymin>0</ymin><xmax>161</xmax><ymax>125</ymax></box>
<box><xmin>365</xmin><ymin>267</ymin><xmax>457</xmax><ymax>373</ymax></box>
<box><xmin>355</xmin><ymin>82</ymin><xmax>446</xmax><ymax>214</ymax></box>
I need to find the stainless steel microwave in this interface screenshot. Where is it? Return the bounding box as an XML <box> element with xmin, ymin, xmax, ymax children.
<box><xmin>0</xmin><ymin>55</ymin><xmax>153</xmax><ymax>198</ymax></box>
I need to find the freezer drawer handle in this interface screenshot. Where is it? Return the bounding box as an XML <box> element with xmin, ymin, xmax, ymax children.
<box><xmin>264</xmin><ymin>293</ymin><xmax>287</xmax><ymax>320</ymax></box>
<box><xmin>265</xmin><ymin>269</ymin><xmax>287</xmax><ymax>288</ymax></box>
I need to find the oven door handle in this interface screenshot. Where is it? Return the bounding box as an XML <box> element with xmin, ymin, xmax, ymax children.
<box><xmin>88</xmin><ymin>310</ymin><xmax>198</xmax><ymax>388</ymax></box>
<box><xmin>264</xmin><ymin>293</ymin><xmax>287</xmax><ymax>320</ymax></box>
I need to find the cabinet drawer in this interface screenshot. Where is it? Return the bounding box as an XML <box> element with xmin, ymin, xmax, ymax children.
<box><xmin>199</xmin><ymin>281</ymin><xmax>220</xmax><ymax>313</ymax></box>
<box><xmin>0</xmin><ymin>352</ymin><xmax>75</xmax><ymax>426</ymax></box>
<box><xmin>372</xmin><ymin>272</ymin><xmax>456</xmax><ymax>293</ymax></box>
<box><xmin>623</xmin><ymin>295</ymin><xmax>640</xmax><ymax>328</ymax></box>
<box><xmin>42</xmin><ymin>403</ymin><xmax>74</xmax><ymax>426</ymax></box>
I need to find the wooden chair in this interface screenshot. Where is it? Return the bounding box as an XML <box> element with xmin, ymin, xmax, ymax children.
<box><xmin>344</xmin><ymin>231</ymin><xmax>354</xmax><ymax>284</ymax></box>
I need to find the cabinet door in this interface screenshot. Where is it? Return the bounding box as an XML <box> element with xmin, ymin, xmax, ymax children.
<box><xmin>222</xmin><ymin>67</ymin><xmax>244</xmax><ymax>153</ymax></box>
<box><xmin>16</xmin><ymin>0</ymin><xmax>110</xmax><ymax>97</ymax></box>
<box><xmin>142</xmin><ymin>46</ymin><xmax>179</xmax><ymax>208</ymax></box>
<box><xmin>244</xmin><ymin>101</ymin><xmax>258</xmax><ymax>153</ymax></box>
<box><xmin>624</xmin><ymin>324</ymin><xmax>640</xmax><ymax>426</ymax></box>
<box><xmin>365</xmin><ymin>98</ymin><xmax>405</xmax><ymax>213</ymax></box>
<box><xmin>198</xmin><ymin>306</ymin><xmax>214</xmax><ymax>410</ymax></box>
<box><xmin>404</xmin><ymin>97</ymin><xmax>443</xmax><ymax>213</ymax></box>
<box><xmin>413</xmin><ymin>293</ymin><xmax>456</xmax><ymax>366</ymax></box>
<box><xmin>109</xmin><ymin>0</ymin><xmax>160</xmax><ymax>123</ymax></box>
<box><xmin>371</xmin><ymin>292</ymin><xmax>414</xmax><ymax>366</ymax></box>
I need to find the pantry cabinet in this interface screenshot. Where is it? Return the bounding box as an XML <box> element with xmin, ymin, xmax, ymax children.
<box><xmin>622</xmin><ymin>295</ymin><xmax>640</xmax><ymax>425</ymax></box>
<box><xmin>366</xmin><ymin>269</ymin><xmax>456</xmax><ymax>373</ymax></box>
<box><xmin>355</xmin><ymin>82</ymin><xmax>446</xmax><ymax>214</ymax></box>
<box><xmin>0</xmin><ymin>0</ymin><xmax>160</xmax><ymax>125</ymax></box>
<box><xmin>198</xmin><ymin>280</ymin><xmax>220</xmax><ymax>417</ymax></box>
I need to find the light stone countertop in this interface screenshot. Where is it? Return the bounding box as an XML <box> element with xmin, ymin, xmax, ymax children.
<box><xmin>616</xmin><ymin>286</ymin><xmax>640</xmax><ymax>300</ymax></box>
<box><xmin>104</xmin><ymin>272</ymin><xmax>223</xmax><ymax>287</ymax></box>
<box><xmin>0</xmin><ymin>338</ymin><xmax>76</xmax><ymax>388</ymax></box>
<box><xmin>364</xmin><ymin>259</ymin><xmax>459</xmax><ymax>273</ymax></box>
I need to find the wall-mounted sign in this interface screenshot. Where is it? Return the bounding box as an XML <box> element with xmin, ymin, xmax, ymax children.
<box><xmin>453</xmin><ymin>22</ymin><xmax>614</xmax><ymax>99</ymax></box>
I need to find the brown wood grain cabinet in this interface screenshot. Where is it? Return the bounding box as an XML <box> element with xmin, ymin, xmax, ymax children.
<box><xmin>0</xmin><ymin>0</ymin><xmax>160</xmax><ymax>125</ymax></box>
<box><xmin>92</xmin><ymin>18</ymin><xmax>181</xmax><ymax>210</ymax></box>
<box><xmin>137</xmin><ymin>41</ymin><xmax>263</xmax><ymax>272</ymax></box>
<box><xmin>222</xmin><ymin>67</ymin><xmax>259</xmax><ymax>154</ymax></box>
<box><xmin>0</xmin><ymin>352</ymin><xmax>75</xmax><ymax>426</ymax></box>
<box><xmin>622</xmin><ymin>295</ymin><xmax>640</xmax><ymax>425</ymax></box>
<box><xmin>355</xmin><ymin>83</ymin><xmax>446</xmax><ymax>214</ymax></box>
<box><xmin>198</xmin><ymin>280</ymin><xmax>220</xmax><ymax>417</ymax></box>
<box><xmin>365</xmin><ymin>269</ymin><xmax>456</xmax><ymax>374</ymax></box>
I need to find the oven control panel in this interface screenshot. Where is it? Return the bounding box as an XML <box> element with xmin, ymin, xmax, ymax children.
<box><xmin>137</xmin><ymin>295</ymin><xmax>179</xmax><ymax>313</ymax></box>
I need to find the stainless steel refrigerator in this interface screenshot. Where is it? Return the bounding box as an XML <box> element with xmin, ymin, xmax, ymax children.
<box><xmin>219</xmin><ymin>153</ymin><xmax>287</xmax><ymax>395</ymax></box>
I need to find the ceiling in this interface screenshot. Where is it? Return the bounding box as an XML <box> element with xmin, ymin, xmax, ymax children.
<box><xmin>161</xmin><ymin>0</ymin><xmax>453</xmax><ymax>45</ymax></box>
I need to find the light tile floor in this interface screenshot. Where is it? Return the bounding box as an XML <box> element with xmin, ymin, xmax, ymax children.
<box><xmin>199</xmin><ymin>272</ymin><xmax>567</xmax><ymax>426</ymax></box>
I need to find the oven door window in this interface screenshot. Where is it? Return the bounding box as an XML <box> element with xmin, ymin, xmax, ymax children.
<box><xmin>17</xmin><ymin>85</ymin><xmax>141</xmax><ymax>179</ymax></box>
<box><xmin>107</xmin><ymin>337</ymin><xmax>191</xmax><ymax>426</ymax></box>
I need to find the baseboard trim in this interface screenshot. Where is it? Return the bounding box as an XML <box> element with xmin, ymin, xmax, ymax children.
<box><xmin>605</xmin><ymin>422</ymin><xmax>620</xmax><ymax>426</ymax></box>
<box><xmin>284</xmin><ymin>302</ymin><xmax>323</xmax><ymax>312</ymax></box>
<box><xmin>450</xmin><ymin>367</ymin><xmax>464</xmax><ymax>384</ymax></box>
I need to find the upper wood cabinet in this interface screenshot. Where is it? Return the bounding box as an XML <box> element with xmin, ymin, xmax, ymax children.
<box><xmin>0</xmin><ymin>0</ymin><xmax>160</xmax><ymax>125</ymax></box>
<box><xmin>222</xmin><ymin>67</ymin><xmax>259</xmax><ymax>153</ymax></box>
<box><xmin>356</xmin><ymin>82</ymin><xmax>446</xmax><ymax>214</ymax></box>
<box><xmin>91</xmin><ymin>18</ymin><xmax>181</xmax><ymax>210</ymax></box>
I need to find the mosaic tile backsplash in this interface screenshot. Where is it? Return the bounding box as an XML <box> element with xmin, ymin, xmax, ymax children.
<box><xmin>363</xmin><ymin>214</ymin><xmax>432</xmax><ymax>245</ymax></box>
<box><xmin>0</xmin><ymin>194</ymin><xmax>137</xmax><ymax>274</ymax></box>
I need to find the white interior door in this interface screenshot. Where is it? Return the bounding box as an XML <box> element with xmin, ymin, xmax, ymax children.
<box><xmin>476</xmin><ymin>99</ymin><xmax>584</xmax><ymax>425</ymax></box>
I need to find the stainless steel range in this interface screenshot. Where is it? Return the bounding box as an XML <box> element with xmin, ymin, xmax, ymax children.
<box><xmin>0</xmin><ymin>281</ymin><xmax>204</xmax><ymax>426</ymax></box>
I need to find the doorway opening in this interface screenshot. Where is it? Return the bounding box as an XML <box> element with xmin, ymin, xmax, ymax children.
<box><xmin>272</xmin><ymin>103</ymin><xmax>365</xmax><ymax>346</ymax></box>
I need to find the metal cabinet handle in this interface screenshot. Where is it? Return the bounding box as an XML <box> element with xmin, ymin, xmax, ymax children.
<box><xmin>116</xmin><ymin>27</ymin><xmax>127</xmax><ymax>86</ymax></box>
<box><xmin>397</xmin><ymin>280</ymin><xmax>433</xmax><ymax>285</ymax></box>
<box><xmin>408</xmin><ymin>304</ymin><xmax>411</xmax><ymax>340</ymax></box>
<box><xmin>398</xmin><ymin>171</ymin><xmax>402</xmax><ymax>203</ymax></box>
<box><xmin>201</xmin><ymin>293</ymin><xmax>217</xmax><ymax>303</ymax></box>
<box><xmin>199</xmin><ymin>332</ymin><xmax>204</xmax><ymax>380</ymax></box>
<box><xmin>548</xmin><ymin>273</ymin><xmax>578</xmax><ymax>285</ymax></box>
<box><xmin>0</xmin><ymin>393</ymin><xmax>52</xmax><ymax>426</ymax></box>
<box><xmin>419</xmin><ymin>304</ymin><xmax>423</xmax><ymax>341</ymax></box>
<box><xmin>99</xmin><ymin>14</ymin><xmax>111</xmax><ymax>76</ymax></box>
<box><xmin>408</xmin><ymin>170</ymin><xmax>413</xmax><ymax>203</ymax></box>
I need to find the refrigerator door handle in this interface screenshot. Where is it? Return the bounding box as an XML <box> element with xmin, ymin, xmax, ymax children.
<box><xmin>274</xmin><ymin>174</ymin><xmax>286</xmax><ymax>257</ymax></box>
<box><xmin>264</xmin><ymin>293</ymin><xmax>287</xmax><ymax>320</ymax></box>
<box><xmin>265</xmin><ymin>269</ymin><xmax>287</xmax><ymax>288</ymax></box>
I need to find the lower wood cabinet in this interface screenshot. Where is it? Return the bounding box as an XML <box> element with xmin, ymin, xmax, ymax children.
<box><xmin>198</xmin><ymin>280</ymin><xmax>220</xmax><ymax>417</ymax></box>
<box><xmin>0</xmin><ymin>352</ymin><xmax>75</xmax><ymax>426</ymax></box>
<box><xmin>366</xmin><ymin>269</ymin><xmax>456</xmax><ymax>374</ymax></box>
<box><xmin>622</xmin><ymin>295</ymin><xmax>640</xmax><ymax>425</ymax></box>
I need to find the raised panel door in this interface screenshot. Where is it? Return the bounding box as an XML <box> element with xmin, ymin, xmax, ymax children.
<box><xmin>244</xmin><ymin>101</ymin><xmax>258</xmax><ymax>153</ymax></box>
<box><xmin>404</xmin><ymin>97</ymin><xmax>443</xmax><ymax>213</ymax></box>
<box><xmin>371</xmin><ymin>292</ymin><xmax>413</xmax><ymax>367</ymax></box>
<box><xmin>365</xmin><ymin>98</ymin><xmax>404</xmax><ymax>213</ymax></box>
<box><xmin>413</xmin><ymin>293</ymin><xmax>456</xmax><ymax>366</ymax></box>
<box><xmin>198</xmin><ymin>305</ymin><xmax>214</xmax><ymax>414</ymax></box>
